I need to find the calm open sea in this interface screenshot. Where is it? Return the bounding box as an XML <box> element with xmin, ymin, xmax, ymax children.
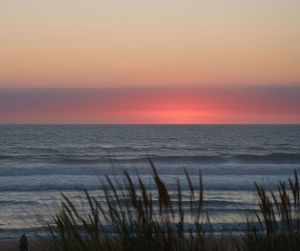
<box><xmin>0</xmin><ymin>125</ymin><xmax>300</xmax><ymax>239</ymax></box>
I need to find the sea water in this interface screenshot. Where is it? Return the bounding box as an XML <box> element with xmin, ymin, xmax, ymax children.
<box><xmin>0</xmin><ymin>125</ymin><xmax>300</xmax><ymax>239</ymax></box>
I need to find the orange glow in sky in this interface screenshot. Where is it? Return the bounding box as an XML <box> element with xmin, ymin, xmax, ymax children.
<box><xmin>0</xmin><ymin>1</ymin><xmax>300</xmax><ymax>88</ymax></box>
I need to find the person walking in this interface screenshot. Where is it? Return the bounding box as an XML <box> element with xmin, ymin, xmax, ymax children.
<box><xmin>19</xmin><ymin>234</ymin><xmax>28</xmax><ymax>251</ymax></box>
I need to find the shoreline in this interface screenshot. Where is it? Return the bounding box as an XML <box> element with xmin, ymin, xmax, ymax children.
<box><xmin>0</xmin><ymin>239</ymin><xmax>48</xmax><ymax>251</ymax></box>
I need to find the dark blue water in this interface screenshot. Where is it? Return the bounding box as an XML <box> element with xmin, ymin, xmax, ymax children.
<box><xmin>0</xmin><ymin>125</ymin><xmax>300</xmax><ymax>239</ymax></box>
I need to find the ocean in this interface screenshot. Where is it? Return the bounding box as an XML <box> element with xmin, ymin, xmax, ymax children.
<box><xmin>0</xmin><ymin>125</ymin><xmax>300</xmax><ymax>239</ymax></box>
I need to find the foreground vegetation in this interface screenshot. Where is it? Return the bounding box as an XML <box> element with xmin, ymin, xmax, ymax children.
<box><xmin>46</xmin><ymin>161</ymin><xmax>300</xmax><ymax>251</ymax></box>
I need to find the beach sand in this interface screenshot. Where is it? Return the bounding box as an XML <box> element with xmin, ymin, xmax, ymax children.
<box><xmin>0</xmin><ymin>240</ymin><xmax>45</xmax><ymax>251</ymax></box>
<box><xmin>0</xmin><ymin>240</ymin><xmax>20</xmax><ymax>251</ymax></box>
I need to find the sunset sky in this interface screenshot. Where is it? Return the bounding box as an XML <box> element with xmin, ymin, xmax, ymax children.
<box><xmin>1</xmin><ymin>1</ymin><xmax>300</xmax><ymax>124</ymax></box>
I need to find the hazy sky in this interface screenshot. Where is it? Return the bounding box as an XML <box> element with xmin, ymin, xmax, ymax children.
<box><xmin>1</xmin><ymin>0</ymin><xmax>299</xmax><ymax>88</ymax></box>
<box><xmin>0</xmin><ymin>1</ymin><xmax>299</xmax><ymax>123</ymax></box>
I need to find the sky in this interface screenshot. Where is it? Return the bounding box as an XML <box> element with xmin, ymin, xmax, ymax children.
<box><xmin>0</xmin><ymin>1</ymin><xmax>300</xmax><ymax>124</ymax></box>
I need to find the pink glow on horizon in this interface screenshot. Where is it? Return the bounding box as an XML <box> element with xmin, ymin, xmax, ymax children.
<box><xmin>0</xmin><ymin>87</ymin><xmax>299</xmax><ymax>124</ymax></box>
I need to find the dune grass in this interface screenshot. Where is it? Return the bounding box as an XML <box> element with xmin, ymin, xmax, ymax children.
<box><xmin>245</xmin><ymin>170</ymin><xmax>300</xmax><ymax>251</ymax></box>
<box><xmin>46</xmin><ymin>161</ymin><xmax>300</xmax><ymax>251</ymax></box>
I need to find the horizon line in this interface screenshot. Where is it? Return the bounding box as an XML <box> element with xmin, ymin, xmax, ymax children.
<box><xmin>1</xmin><ymin>123</ymin><xmax>300</xmax><ymax>126</ymax></box>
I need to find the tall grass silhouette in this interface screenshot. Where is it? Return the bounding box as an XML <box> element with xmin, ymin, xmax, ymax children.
<box><xmin>246</xmin><ymin>170</ymin><xmax>300</xmax><ymax>251</ymax></box>
<box><xmin>47</xmin><ymin>161</ymin><xmax>300</xmax><ymax>251</ymax></box>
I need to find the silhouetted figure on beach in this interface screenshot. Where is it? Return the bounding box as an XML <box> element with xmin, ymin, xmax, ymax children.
<box><xmin>19</xmin><ymin>234</ymin><xmax>28</xmax><ymax>251</ymax></box>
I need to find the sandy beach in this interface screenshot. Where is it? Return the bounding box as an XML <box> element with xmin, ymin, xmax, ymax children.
<box><xmin>0</xmin><ymin>239</ymin><xmax>44</xmax><ymax>251</ymax></box>
<box><xmin>0</xmin><ymin>240</ymin><xmax>21</xmax><ymax>251</ymax></box>
<box><xmin>0</xmin><ymin>240</ymin><xmax>16</xmax><ymax>251</ymax></box>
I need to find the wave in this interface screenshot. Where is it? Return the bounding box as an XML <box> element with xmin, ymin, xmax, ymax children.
<box><xmin>148</xmin><ymin>153</ymin><xmax>300</xmax><ymax>164</ymax></box>
<box><xmin>0</xmin><ymin>182</ymin><xmax>283</xmax><ymax>192</ymax></box>
<box><xmin>0</xmin><ymin>155</ymin><xmax>12</xmax><ymax>160</ymax></box>
<box><xmin>0</xmin><ymin>163</ymin><xmax>299</xmax><ymax>180</ymax></box>
<box><xmin>155</xmin><ymin>152</ymin><xmax>300</xmax><ymax>164</ymax></box>
<box><xmin>1</xmin><ymin>152</ymin><xmax>300</xmax><ymax>165</ymax></box>
<box><xmin>230</xmin><ymin>153</ymin><xmax>300</xmax><ymax>164</ymax></box>
<box><xmin>0</xmin><ymin>200</ymin><xmax>40</xmax><ymax>206</ymax></box>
